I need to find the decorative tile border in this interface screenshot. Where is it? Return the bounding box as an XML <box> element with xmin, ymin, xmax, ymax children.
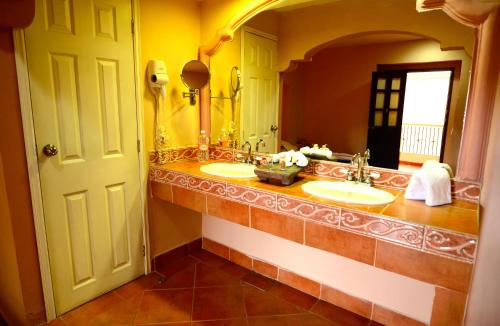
<box><xmin>276</xmin><ymin>195</ymin><xmax>340</xmax><ymax>227</ymax></box>
<box><xmin>451</xmin><ymin>180</ymin><xmax>481</xmax><ymax>202</ymax></box>
<box><xmin>339</xmin><ymin>209</ymin><xmax>424</xmax><ymax>249</ymax></box>
<box><xmin>187</xmin><ymin>175</ymin><xmax>226</xmax><ymax>196</ymax></box>
<box><xmin>150</xmin><ymin>164</ymin><xmax>478</xmax><ymax>263</ymax></box>
<box><xmin>226</xmin><ymin>184</ymin><xmax>277</xmax><ymax>210</ymax></box>
<box><xmin>424</xmin><ymin>227</ymin><xmax>477</xmax><ymax>262</ymax></box>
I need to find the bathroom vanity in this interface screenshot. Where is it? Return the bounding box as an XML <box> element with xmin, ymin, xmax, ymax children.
<box><xmin>148</xmin><ymin>146</ymin><xmax>479</xmax><ymax>325</ymax></box>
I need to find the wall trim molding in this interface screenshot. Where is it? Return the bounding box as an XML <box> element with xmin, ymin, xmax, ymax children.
<box><xmin>12</xmin><ymin>0</ymin><xmax>148</xmax><ymax>320</ymax></box>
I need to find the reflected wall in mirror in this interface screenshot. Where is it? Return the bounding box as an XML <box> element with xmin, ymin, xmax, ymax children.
<box><xmin>181</xmin><ymin>60</ymin><xmax>210</xmax><ymax>105</ymax></box>
<box><xmin>208</xmin><ymin>0</ymin><xmax>475</xmax><ymax>173</ymax></box>
<box><xmin>181</xmin><ymin>60</ymin><xmax>210</xmax><ymax>89</ymax></box>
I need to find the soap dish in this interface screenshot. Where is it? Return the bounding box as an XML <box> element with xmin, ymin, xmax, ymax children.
<box><xmin>254</xmin><ymin>165</ymin><xmax>304</xmax><ymax>186</ymax></box>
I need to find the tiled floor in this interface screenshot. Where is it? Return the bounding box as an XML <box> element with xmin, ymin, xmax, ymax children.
<box><xmin>47</xmin><ymin>249</ymin><xmax>382</xmax><ymax>326</ymax></box>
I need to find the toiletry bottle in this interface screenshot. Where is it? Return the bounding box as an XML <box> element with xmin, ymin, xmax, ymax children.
<box><xmin>198</xmin><ymin>130</ymin><xmax>209</xmax><ymax>162</ymax></box>
<box><xmin>218</xmin><ymin>128</ymin><xmax>229</xmax><ymax>147</ymax></box>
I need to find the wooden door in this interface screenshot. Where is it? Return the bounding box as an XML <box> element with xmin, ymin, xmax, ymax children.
<box><xmin>367</xmin><ymin>71</ymin><xmax>407</xmax><ymax>169</ymax></box>
<box><xmin>241</xmin><ymin>29</ymin><xmax>278</xmax><ymax>153</ymax></box>
<box><xmin>25</xmin><ymin>0</ymin><xmax>144</xmax><ymax>315</ymax></box>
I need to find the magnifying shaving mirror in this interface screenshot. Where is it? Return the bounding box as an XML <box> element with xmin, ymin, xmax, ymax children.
<box><xmin>181</xmin><ymin>60</ymin><xmax>210</xmax><ymax>105</ymax></box>
<box><xmin>230</xmin><ymin>66</ymin><xmax>242</xmax><ymax>97</ymax></box>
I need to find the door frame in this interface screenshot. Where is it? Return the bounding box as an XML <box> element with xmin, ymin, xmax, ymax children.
<box><xmin>378</xmin><ymin>61</ymin><xmax>460</xmax><ymax>163</ymax></box>
<box><xmin>12</xmin><ymin>0</ymin><xmax>149</xmax><ymax>321</ymax></box>
<box><xmin>240</xmin><ymin>26</ymin><xmax>279</xmax><ymax>152</ymax></box>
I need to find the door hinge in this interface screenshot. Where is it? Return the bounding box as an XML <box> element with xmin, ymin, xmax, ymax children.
<box><xmin>131</xmin><ymin>19</ymin><xmax>135</xmax><ymax>34</ymax></box>
<box><xmin>141</xmin><ymin>245</ymin><xmax>145</xmax><ymax>257</ymax></box>
<box><xmin>137</xmin><ymin>139</ymin><xmax>141</xmax><ymax>153</ymax></box>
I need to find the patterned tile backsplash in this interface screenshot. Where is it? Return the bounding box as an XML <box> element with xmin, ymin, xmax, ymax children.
<box><xmin>150</xmin><ymin>146</ymin><xmax>481</xmax><ymax>203</ymax></box>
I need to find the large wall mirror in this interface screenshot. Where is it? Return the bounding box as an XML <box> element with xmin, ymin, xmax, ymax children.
<box><xmin>205</xmin><ymin>0</ymin><xmax>476</xmax><ymax>174</ymax></box>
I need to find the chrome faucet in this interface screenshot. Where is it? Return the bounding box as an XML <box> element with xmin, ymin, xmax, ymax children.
<box><xmin>256</xmin><ymin>138</ymin><xmax>266</xmax><ymax>152</ymax></box>
<box><xmin>241</xmin><ymin>141</ymin><xmax>253</xmax><ymax>164</ymax></box>
<box><xmin>348</xmin><ymin>149</ymin><xmax>373</xmax><ymax>185</ymax></box>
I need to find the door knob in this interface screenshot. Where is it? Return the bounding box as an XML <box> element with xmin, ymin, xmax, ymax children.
<box><xmin>270</xmin><ymin>125</ymin><xmax>278</xmax><ymax>133</ymax></box>
<box><xmin>42</xmin><ymin>144</ymin><xmax>58</xmax><ymax>157</ymax></box>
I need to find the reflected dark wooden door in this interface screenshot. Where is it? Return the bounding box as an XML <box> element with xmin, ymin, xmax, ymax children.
<box><xmin>366</xmin><ymin>71</ymin><xmax>407</xmax><ymax>169</ymax></box>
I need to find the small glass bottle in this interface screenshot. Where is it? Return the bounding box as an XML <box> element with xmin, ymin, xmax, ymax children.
<box><xmin>218</xmin><ymin>128</ymin><xmax>229</xmax><ymax>147</ymax></box>
<box><xmin>198</xmin><ymin>130</ymin><xmax>209</xmax><ymax>162</ymax></box>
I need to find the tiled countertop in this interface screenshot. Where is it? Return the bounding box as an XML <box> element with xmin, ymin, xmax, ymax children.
<box><xmin>150</xmin><ymin>159</ymin><xmax>479</xmax><ymax>264</ymax></box>
<box><xmin>151</xmin><ymin>160</ymin><xmax>479</xmax><ymax>236</ymax></box>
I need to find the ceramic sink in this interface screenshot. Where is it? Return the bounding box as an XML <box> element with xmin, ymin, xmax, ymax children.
<box><xmin>301</xmin><ymin>180</ymin><xmax>395</xmax><ymax>205</ymax></box>
<box><xmin>200</xmin><ymin>162</ymin><xmax>257</xmax><ymax>178</ymax></box>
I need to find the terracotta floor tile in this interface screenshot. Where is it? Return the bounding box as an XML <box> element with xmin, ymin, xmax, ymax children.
<box><xmin>244</xmin><ymin>286</ymin><xmax>301</xmax><ymax>317</ymax></box>
<box><xmin>247</xmin><ymin>315</ymin><xmax>304</xmax><ymax>326</ymax></box>
<box><xmin>219</xmin><ymin>261</ymin><xmax>251</xmax><ymax>279</ymax></box>
<box><xmin>189</xmin><ymin>249</ymin><xmax>229</xmax><ymax>268</ymax></box>
<box><xmin>114</xmin><ymin>273</ymin><xmax>163</xmax><ymax>299</ymax></box>
<box><xmin>192</xmin><ymin>318</ymin><xmax>248</xmax><ymax>325</ymax></box>
<box><xmin>87</xmin><ymin>293</ymin><xmax>141</xmax><ymax>325</ymax></box>
<box><xmin>300</xmin><ymin>313</ymin><xmax>336</xmax><ymax>325</ymax></box>
<box><xmin>242</xmin><ymin>272</ymin><xmax>276</xmax><ymax>291</ymax></box>
<box><xmin>134</xmin><ymin>289</ymin><xmax>193</xmax><ymax>324</ymax></box>
<box><xmin>45</xmin><ymin>318</ymin><xmax>67</xmax><ymax>326</ymax></box>
<box><xmin>268</xmin><ymin>282</ymin><xmax>318</xmax><ymax>310</ymax></box>
<box><xmin>61</xmin><ymin>292</ymin><xmax>124</xmax><ymax>325</ymax></box>
<box><xmin>192</xmin><ymin>286</ymin><xmax>246</xmax><ymax>321</ymax></box>
<box><xmin>154</xmin><ymin>264</ymin><xmax>195</xmax><ymax>289</ymax></box>
<box><xmin>156</xmin><ymin>255</ymin><xmax>199</xmax><ymax>278</ymax></box>
<box><xmin>310</xmin><ymin>300</ymin><xmax>371</xmax><ymax>326</ymax></box>
<box><xmin>195</xmin><ymin>263</ymin><xmax>241</xmax><ymax>287</ymax></box>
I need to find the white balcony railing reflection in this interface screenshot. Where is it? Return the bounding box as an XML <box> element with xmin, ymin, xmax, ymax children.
<box><xmin>400</xmin><ymin>123</ymin><xmax>443</xmax><ymax>157</ymax></box>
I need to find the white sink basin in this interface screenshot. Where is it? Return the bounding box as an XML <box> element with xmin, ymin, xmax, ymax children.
<box><xmin>302</xmin><ymin>181</ymin><xmax>395</xmax><ymax>205</ymax></box>
<box><xmin>200</xmin><ymin>163</ymin><xmax>257</xmax><ymax>178</ymax></box>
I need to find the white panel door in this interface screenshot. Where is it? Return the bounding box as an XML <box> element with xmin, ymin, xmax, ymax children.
<box><xmin>241</xmin><ymin>30</ymin><xmax>278</xmax><ymax>153</ymax></box>
<box><xmin>24</xmin><ymin>0</ymin><xmax>144</xmax><ymax>315</ymax></box>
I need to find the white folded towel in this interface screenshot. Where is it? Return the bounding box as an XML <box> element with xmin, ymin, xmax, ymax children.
<box><xmin>271</xmin><ymin>150</ymin><xmax>309</xmax><ymax>167</ymax></box>
<box><xmin>404</xmin><ymin>160</ymin><xmax>452</xmax><ymax>206</ymax></box>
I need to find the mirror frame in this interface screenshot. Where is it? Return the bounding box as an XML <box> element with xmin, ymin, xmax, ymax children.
<box><xmin>198</xmin><ymin>0</ymin><xmax>498</xmax><ymax>182</ymax></box>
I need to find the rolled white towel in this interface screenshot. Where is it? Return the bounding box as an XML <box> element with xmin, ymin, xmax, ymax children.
<box><xmin>404</xmin><ymin>160</ymin><xmax>452</xmax><ymax>206</ymax></box>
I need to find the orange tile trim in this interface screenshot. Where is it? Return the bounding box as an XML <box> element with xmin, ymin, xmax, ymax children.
<box><xmin>150</xmin><ymin>165</ymin><xmax>478</xmax><ymax>264</ymax></box>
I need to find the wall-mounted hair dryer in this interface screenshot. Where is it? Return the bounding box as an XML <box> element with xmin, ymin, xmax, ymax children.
<box><xmin>147</xmin><ymin>60</ymin><xmax>169</xmax><ymax>99</ymax></box>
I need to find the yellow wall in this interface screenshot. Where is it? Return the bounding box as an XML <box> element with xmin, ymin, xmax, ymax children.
<box><xmin>140</xmin><ymin>0</ymin><xmax>203</xmax><ymax>258</ymax></box>
<box><xmin>140</xmin><ymin>0</ymin><xmax>201</xmax><ymax>149</ymax></box>
<box><xmin>147</xmin><ymin>197</ymin><xmax>202</xmax><ymax>258</ymax></box>
<box><xmin>277</xmin><ymin>0</ymin><xmax>475</xmax><ymax>71</ymax></box>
